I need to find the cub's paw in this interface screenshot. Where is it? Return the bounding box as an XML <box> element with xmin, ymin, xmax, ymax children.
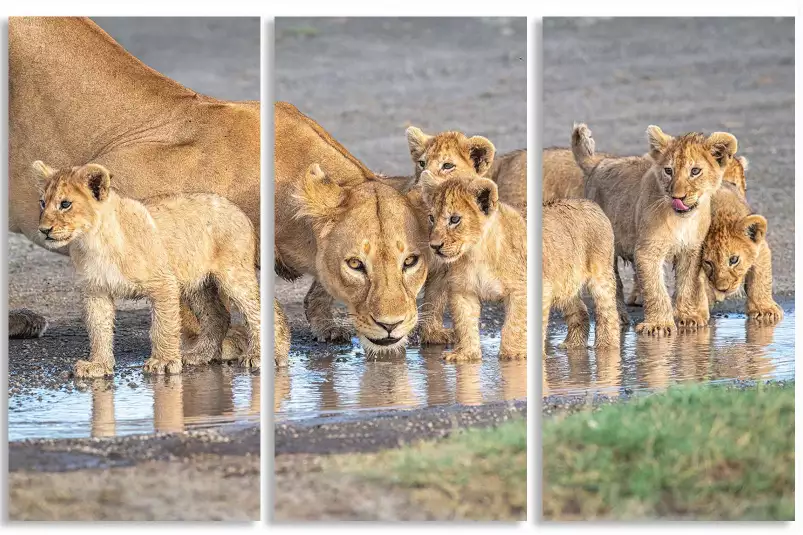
<box><xmin>675</xmin><ymin>313</ymin><xmax>709</xmax><ymax>330</ymax></box>
<box><xmin>635</xmin><ymin>321</ymin><xmax>675</xmax><ymax>337</ymax></box>
<box><xmin>239</xmin><ymin>355</ymin><xmax>261</xmax><ymax>369</ymax></box>
<box><xmin>747</xmin><ymin>302</ymin><xmax>784</xmax><ymax>324</ymax></box>
<box><xmin>443</xmin><ymin>348</ymin><xmax>482</xmax><ymax>362</ymax></box>
<box><xmin>626</xmin><ymin>292</ymin><xmax>643</xmax><ymax>307</ymax></box>
<box><xmin>312</xmin><ymin>325</ymin><xmax>352</xmax><ymax>344</ymax></box>
<box><xmin>618</xmin><ymin>310</ymin><xmax>631</xmax><ymax>329</ymax></box>
<box><xmin>143</xmin><ymin>356</ymin><xmax>182</xmax><ymax>375</ymax></box>
<box><xmin>499</xmin><ymin>347</ymin><xmax>527</xmax><ymax>360</ymax></box>
<box><xmin>182</xmin><ymin>347</ymin><xmax>217</xmax><ymax>366</ymax></box>
<box><xmin>420</xmin><ymin>326</ymin><xmax>453</xmax><ymax>345</ymax></box>
<box><xmin>74</xmin><ymin>359</ymin><xmax>113</xmax><ymax>379</ymax></box>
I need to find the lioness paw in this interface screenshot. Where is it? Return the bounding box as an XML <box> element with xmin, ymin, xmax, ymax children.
<box><xmin>74</xmin><ymin>359</ymin><xmax>113</xmax><ymax>378</ymax></box>
<box><xmin>747</xmin><ymin>303</ymin><xmax>784</xmax><ymax>324</ymax></box>
<box><xmin>635</xmin><ymin>321</ymin><xmax>674</xmax><ymax>337</ymax></box>
<box><xmin>443</xmin><ymin>348</ymin><xmax>482</xmax><ymax>362</ymax></box>
<box><xmin>143</xmin><ymin>356</ymin><xmax>182</xmax><ymax>375</ymax></box>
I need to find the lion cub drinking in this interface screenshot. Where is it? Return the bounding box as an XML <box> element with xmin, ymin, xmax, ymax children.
<box><xmin>420</xmin><ymin>170</ymin><xmax>526</xmax><ymax>361</ymax></box>
<box><xmin>572</xmin><ymin>123</ymin><xmax>738</xmax><ymax>336</ymax></box>
<box><xmin>33</xmin><ymin>161</ymin><xmax>261</xmax><ymax>378</ymax></box>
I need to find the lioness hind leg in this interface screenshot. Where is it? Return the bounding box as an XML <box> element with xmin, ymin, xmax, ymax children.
<box><xmin>218</xmin><ymin>270</ymin><xmax>261</xmax><ymax>369</ymax></box>
<box><xmin>304</xmin><ymin>280</ymin><xmax>352</xmax><ymax>343</ymax></box>
<box><xmin>182</xmin><ymin>280</ymin><xmax>230</xmax><ymax>366</ymax></box>
<box><xmin>588</xmin><ymin>267</ymin><xmax>621</xmax><ymax>349</ymax></box>
<box><xmin>9</xmin><ymin>308</ymin><xmax>48</xmax><ymax>339</ymax></box>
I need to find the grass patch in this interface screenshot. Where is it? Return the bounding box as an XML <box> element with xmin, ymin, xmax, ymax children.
<box><xmin>543</xmin><ymin>383</ymin><xmax>794</xmax><ymax>520</ymax></box>
<box><xmin>330</xmin><ymin>418</ymin><xmax>526</xmax><ymax>520</ymax></box>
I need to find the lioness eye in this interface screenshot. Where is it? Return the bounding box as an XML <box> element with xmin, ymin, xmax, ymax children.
<box><xmin>664</xmin><ymin>167</ymin><xmax>673</xmax><ymax>176</ymax></box>
<box><xmin>39</xmin><ymin>199</ymin><xmax>45</xmax><ymax>210</ymax></box>
<box><xmin>449</xmin><ymin>214</ymin><xmax>461</xmax><ymax>225</ymax></box>
<box><xmin>418</xmin><ymin>160</ymin><xmax>426</xmax><ymax>169</ymax></box>
<box><xmin>346</xmin><ymin>258</ymin><xmax>365</xmax><ymax>272</ymax></box>
<box><xmin>442</xmin><ymin>162</ymin><xmax>455</xmax><ymax>171</ymax></box>
<box><xmin>690</xmin><ymin>167</ymin><xmax>701</xmax><ymax>177</ymax></box>
<box><xmin>729</xmin><ymin>255</ymin><xmax>740</xmax><ymax>266</ymax></box>
<box><xmin>403</xmin><ymin>255</ymin><xmax>419</xmax><ymax>269</ymax></box>
<box><xmin>60</xmin><ymin>200</ymin><xmax>72</xmax><ymax>210</ymax></box>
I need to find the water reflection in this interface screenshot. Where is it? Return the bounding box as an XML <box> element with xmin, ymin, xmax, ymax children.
<box><xmin>543</xmin><ymin>310</ymin><xmax>794</xmax><ymax>397</ymax></box>
<box><xmin>274</xmin><ymin>336</ymin><xmax>527</xmax><ymax>421</ymax></box>
<box><xmin>8</xmin><ymin>366</ymin><xmax>260</xmax><ymax>441</ymax></box>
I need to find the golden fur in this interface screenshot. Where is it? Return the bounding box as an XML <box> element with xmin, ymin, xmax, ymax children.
<box><xmin>420</xmin><ymin>171</ymin><xmax>526</xmax><ymax>361</ymax></box>
<box><xmin>573</xmin><ymin>123</ymin><xmax>738</xmax><ymax>336</ymax></box>
<box><xmin>9</xmin><ymin>18</ymin><xmax>260</xmax><ymax>342</ymax></box>
<box><xmin>34</xmin><ymin>161</ymin><xmax>260</xmax><ymax>378</ymax></box>
<box><xmin>542</xmin><ymin>199</ymin><xmax>621</xmax><ymax>351</ymax></box>
<box><xmin>274</xmin><ymin>298</ymin><xmax>291</xmax><ymax>366</ymax></box>
<box><xmin>406</xmin><ymin>127</ymin><xmax>526</xmax><ymax>214</ymax></box>
<box><xmin>542</xmin><ymin>147</ymin><xmax>609</xmax><ymax>202</ymax></box>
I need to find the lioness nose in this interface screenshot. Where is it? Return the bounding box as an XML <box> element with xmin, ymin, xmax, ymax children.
<box><xmin>39</xmin><ymin>227</ymin><xmax>52</xmax><ymax>237</ymax></box>
<box><xmin>373</xmin><ymin>317</ymin><xmax>403</xmax><ymax>335</ymax></box>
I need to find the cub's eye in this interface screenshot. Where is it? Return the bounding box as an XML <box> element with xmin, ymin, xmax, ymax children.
<box><xmin>418</xmin><ymin>160</ymin><xmax>426</xmax><ymax>169</ymax></box>
<box><xmin>39</xmin><ymin>199</ymin><xmax>45</xmax><ymax>210</ymax></box>
<box><xmin>442</xmin><ymin>162</ymin><xmax>455</xmax><ymax>171</ymax></box>
<box><xmin>403</xmin><ymin>255</ymin><xmax>419</xmax><ymax>269</ymax></box>
<box><xmin>346</xmin><ymin>258</ymin><xmax>365</xmax><ymax>272</ymax></box>
<box><xmin>428</xmin><ymin>214</ymin><xmax>435</xmax><ymax>224</ymax></box>
<box><xmin>449</xmin><ymin>214</ymin><xmax>461</xmax><ymax>225</ymax></box>
<box><xmin>729</xmin><ymin>255</ymin><xmax>740</xmax><ymax>266</ymax></box>
<box><xmin>60</xmin><ymin>200</ymin><xmax>72</xmax><ymax>210</ymax></box>
<box><xmin>664</xmin><ymin>167</ymin><xmax>673</xmax><ymax>176</ymax></box>
<box><xmin>690</xmin><ymin>167</ymin><xmax>701</xmax><ymax>177</ymax></box>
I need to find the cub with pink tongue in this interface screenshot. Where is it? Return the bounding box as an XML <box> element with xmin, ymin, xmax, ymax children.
<box><xmin>672</xmin><ymin>197</ymin><xmax>693</xmax><ymax>213</ymax></box>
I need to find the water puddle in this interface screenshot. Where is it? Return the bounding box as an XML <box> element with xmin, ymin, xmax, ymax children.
<box><xmin>274</xmin><ymin>335</ymin><xmax>526</xmax><ymax>421</ymax></box>
<box><xmin>543</xmin><ymin>308</ymin><xmax>795</xmax><ymax>398</ymax></box>
<box><xmin>8</xmin><ymin>366</ymin><xmax>260</xmax><ymax>442</ymax></box>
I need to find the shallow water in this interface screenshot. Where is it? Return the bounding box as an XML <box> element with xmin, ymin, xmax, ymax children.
<box><xmin>274</xmin><ymin>335</ymin><xmax>526</xmax><ymax>421</ymax></box>
<box><xmin>544</xmin><ymin>308</ymin><xmax>795</xmax><ymax>398</ymax></box>
<box><xmin>8</xmin><ymin>366</ymin><xmax>260</xmax><ymax>442</ymax></box>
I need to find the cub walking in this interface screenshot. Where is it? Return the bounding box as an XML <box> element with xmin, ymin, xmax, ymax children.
<box><xmin>33</xmin><ymin>161</ymin><xmax>261</xmax><ymax>378</ymax></box>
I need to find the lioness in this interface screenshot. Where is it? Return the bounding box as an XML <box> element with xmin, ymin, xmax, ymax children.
<box><xmin>420</xmin><ymin>171</ymin><xmax>526</xmax><ymax>361</ymax></box>
<box><xmin>406</xmin><ymin>126</ymin><xmax>527</xmax><ymax>214</ymax></box>
<box><xmin>543</xmin><ymin>198</ymin><xmax>621</xmax><ymax>351</ymax></box>
<box><xmin>34</xmin><ymin>161</ymin><xmax>260</xmax><ymax>378</ymax></box>
<box><xmin>573</xmin><ymin>123</ymin><xmax>738</xmax><ymax>336</ymax></box>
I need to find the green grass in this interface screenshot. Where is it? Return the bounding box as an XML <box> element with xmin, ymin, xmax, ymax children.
<box><xmin>543</xmin><ymin>383</ymin><xmax>795</xmax><ymax>521</ymax></box>
<box><xmin>332</xmin><ymin>418</ymin><xmax>526</xmax><ymax>520</ymax></box>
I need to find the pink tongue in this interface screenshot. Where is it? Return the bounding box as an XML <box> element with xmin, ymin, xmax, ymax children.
<box><xmin>672</xmin><ymin>198</ymin><xmax>689</xmax><ymax>211</ymax></box>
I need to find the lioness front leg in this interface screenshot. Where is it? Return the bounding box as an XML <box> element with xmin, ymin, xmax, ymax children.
<box><xmin>143</xmin><ymin>280</ymin><xmax>183</xmax><ymax>375</ymax></box>
<box><xmin>74</xmin><ymin>293</ymin><xmax>116</xmax><ymax>378</ymax></box>
<box><xmin>445</xmin><ymin>290</ymin><xmax>482</xmax><ymax>362</ymax></box>
<box><xmin>746</xmin><ymin>245</ymin><xmax>783</xmax><ymax>324</ymax></box>
<box><xmin>635</xmin><ymin>244</ymin><xmax>675</xmax><ymax>336</ymax></box>
<box><xmin>673</xmin><ymin>249</ymin><xmax>709</xmax><ymax>329</ymax></box>
<box><xmin>304</xmin><ymin>280</ymin><xmax>352</xmax><ymax>343</ymax></box>
<box><xmin>419</xmin><ymin>265</ymin><xmax>453</xmax><ymax>345</ymax></box>
<box><xmin>500</xmin><ymin>290</ymin><xmax>527</xmax><ymax>360</ymax></box>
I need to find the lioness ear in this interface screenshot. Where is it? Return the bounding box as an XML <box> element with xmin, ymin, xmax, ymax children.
<box><xmin>406</xmin><ymin>126</ymin><xmax>432</xmax><ymax>161</ymax></box>
<box><xmin>464</xmin><ymin>135</ymin><xmax>496</xmax><ymax>175</ymax></box>
<box><xmin>646</xmin><ymin>125</ymin><xmax>673</xmax><ymax>159</ymax></box>
<box><xmin>293</xmin><ymin>163</ymin><xmax>345</xmax><ymax>228</ymax></box>
<box><xmin>82</xmin><ymin>164</ymin><xmax>111</xmax><ymax>201</ymax></box>
<box><xmin>31</xmin><ymin>160</ymin><xmax>57</xmax><ymax>191</ymax></box>
<box><xmin>418</xmin><ymin>170</ymin><xmax>440</xmax><ymax>206</ymax></box>
<box><xmin>707</xmin><ymin>132</ymin><xmax>738</xmax><ymax>168</ymax></box>
<box><xmin>741</xmin><ymin>214</ymin><xmax>767</xmax><ymax>243</ymax></box>
<box><xmin>472</xmin><ymin>178</ymin><xmax>499</xmax><ymax>216</ymax></box>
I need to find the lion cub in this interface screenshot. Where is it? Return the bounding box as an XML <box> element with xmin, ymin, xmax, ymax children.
<box><xmin>33</xmin><ymin>161</ymin><xmax>261</xmax><ymax>378</ymax></box>
<box><xmin>419</xmin><ymin>170</ymin><xmax>526</xmax><ymax>361</ymax></box>
<box><xmin>573</xmin><ymin>123</ymin><xmax>737</xmax><ymax>336</ymax></box>
<box><xmin>543</xmin><ymin>199</ymin><xmax>621</xmax><ymax>351</ymax></box>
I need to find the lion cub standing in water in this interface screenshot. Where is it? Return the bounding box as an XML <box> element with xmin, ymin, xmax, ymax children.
<box><xmin>33</xmin><ymin>161</ymin><xmax>261</xmax><ymax>378</ymax></box>
<box><xmin>420</xmin><ymin>170</ymin><xmax>526</xmax><ymax>361</ymax></box>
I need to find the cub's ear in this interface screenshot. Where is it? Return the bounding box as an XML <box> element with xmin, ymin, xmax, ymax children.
<box><xmin>646</xmin><ymin>125</ymin><xmax>673</xmax><ymax>160</ymax></box>
<box><xmin>293</xmin><ymin>164</ymin><xmax>345</xmax><ymax>231</ymax></box>
<box><xmin>741</xmin><ymin>214</ymin><xmax>767</xmax><ymax>243</ymax></box>
<box><xmin>81</xmin><ymin>163</ymin><xmax>112</xmax><ymax>201</ymax></box>
<box><xmin>706</xmin><ymin>132</ymin><xmax>738</xmax><ymax>168</ymax></box>
<box><xmin>736</xmin><ymin>156</ymin><xmax>749</xmax><ymax>172</ymax></box>
<box><xmin>472</xmin><ymin>177</ymin><xmax>499</xmax><ymax>216</ymax></box>
<box><xmin>406</xmin><ymin>126</ymin><xmax>432</xmax><ymax>161</ymax></box>
<box><xmin>418</xmin><ymin>170</ymin><xmax>440</xmax><ymax>206</ymax></box>
<box><xmin>464</xmin><ymin>135</ymin><xmax>496</xmax><ymax>175</ymax></box>
<box><xmin>31</xmin><ymin>160</ymin><xmax>57</xmax><ymax>191</ymax></box>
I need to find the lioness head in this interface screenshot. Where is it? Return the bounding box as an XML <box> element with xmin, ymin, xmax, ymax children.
<box><xmin>31</xmin><ymin>161</ymin><xmax>111</xmax><ymax>249</ymax></box>
<box><xmin>406</xmin><ymin>127</ymin><xmax>495</xmax><ymax>183</ymax></box>
<box><xmin>419</xmin><ymin>170</ymin><xmax>499</xmax><ymax>264</ymax></box>
<box><xmin>646</xmin><ymin>126</ymin><xmax>738</xmax><ymax>215</ymax></box>
<box><xmin>294</xmin><ymin>164</ymin><xmax>428</xmax><ymax>353</ymax></box>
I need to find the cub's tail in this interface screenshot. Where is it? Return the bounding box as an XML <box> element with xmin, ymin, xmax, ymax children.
<box><xmin>571</xmin><ymin>123</ymin><xmax>596</xmax><ymax>176</ymax></box>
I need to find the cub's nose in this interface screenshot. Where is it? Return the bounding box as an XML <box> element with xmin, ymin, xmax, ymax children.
<box><xmin>430</xmin><ymin>242</ymin><xmax>443</xmax><ymax>253</ymax></box>
<box><xmin>372</xmin><ymin>317</ymin><xmax>403</xmax><ymax>335</ymax></box>
<box><xmin>39</xmin><ymin>227</ymin><xmax>53</xmax><ymax>238</ymax></box>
